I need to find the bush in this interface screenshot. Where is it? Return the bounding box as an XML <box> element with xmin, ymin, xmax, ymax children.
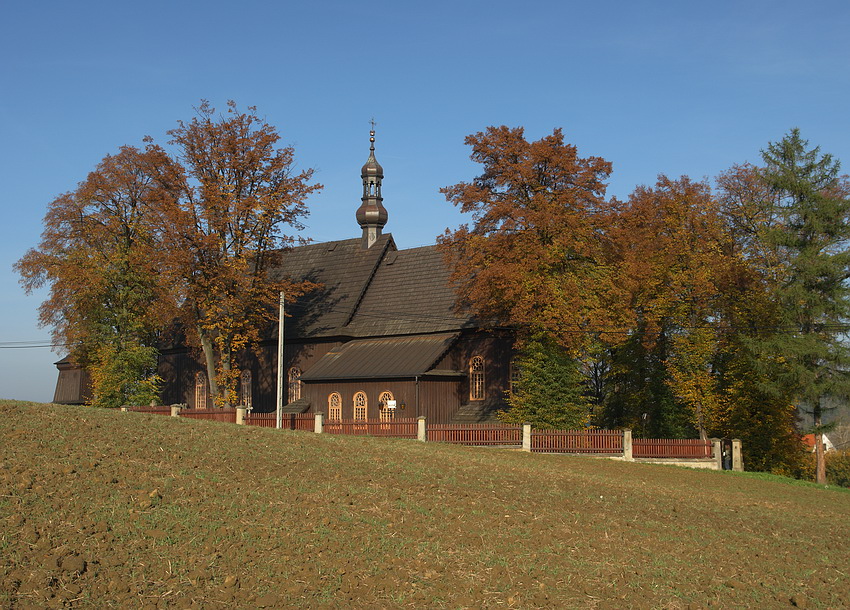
<box><xmin>826</xmin><ymin>450</ymin><xmax>850</xmax><ymax>488</ymax></box>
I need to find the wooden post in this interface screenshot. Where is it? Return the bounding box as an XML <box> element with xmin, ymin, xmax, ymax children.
<box><xmin>623</xmin><ymin>429</ymin><xmax>633</xmax><ymax>461</ymax></box>
<box><xmin>315</xmin><ymin>412</ymin><xmax>324</xmax><ymax>434</ymax></box>
<box><xmin>417</xmin><ymin>416</ymin><xmax>426</xmax><ymax>442</ymax></box>
<box><xmin>522</xmin><ymin>423</ymin><xmax>532</xmax><ymax>452</ymax></box>
<box><xmin>275</xmin><ymin>291</ymin><xmax>285</xmax><ymax>430</ymax></box>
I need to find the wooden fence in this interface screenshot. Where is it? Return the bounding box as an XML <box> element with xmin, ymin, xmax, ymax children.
<box><xmin>126</xmin><ymin>406</ymin><xmax>172</xmax><ymax>416</ymax></box>
<box><xmin>531</xmin><ymin>429</ymin><xmax>623</xmax><ymax>454</ymax></box>
<box><xmin>633</xmin><ymin>438</ymin><xmax>712</xmax><ymax>459</ymax></box>
<box><xmin>179</xmin><ymin>408</ymin><xmax>237</xmax><ymax>424</ymax></box>
<box><xmin>121</xmin><ymin>408</ymin><xmax>731</xmax><ymax>467</ymax></box>
<box><xmin>245</xmin><ymin>412</ymin><xmax>314</xmax><ymax>430</ymax></box>
<box><xmin>427</xmin><ymin>423</ymin><xmax>522</xmax><ymax>446</ymax></box>
<box><xmin>324</xmin><ymin>418</ymin><xmax>418</xmax><ymax>439</ymax></box>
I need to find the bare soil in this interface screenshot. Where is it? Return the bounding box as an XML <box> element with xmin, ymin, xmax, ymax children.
<box><xmin>1</xmin><ymin>400</ymin><xmax>849</xmax><ymax>608</ymax></box>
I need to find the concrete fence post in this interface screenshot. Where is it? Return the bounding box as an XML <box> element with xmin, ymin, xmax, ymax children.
<box><xmin>623</xmin><ymin>429</ymin><xmax>634</xmax><ymax>461</ymax></box>
<box><xmin>120</xmin><ymin>407</ymin><xmax>128</xmax><ymax>413</ymax></box>
<box><xmin>732</xmin><ymin>439</ymin><xmax>743</xmax><ymax>472</ymax></box>
<box><xmin>711</xmin><ymin>438</ymin><xmax>722</xmax><ymax>470</ymax></box>
<box><xmin>315</xmin><ymin>412</ymin><xmax>324</xmax><ymax>434</ymax></box>
<box><xmin>417</xmin><ymin>416</ymin><xmax>426</xmax><ymax>442</ymax></box>
<box><xmin>170</xmin><ymin>405</ymin><xmax>181</xmax><ymax>417</ymax></box>
<box><xmin>236</xmin><ymin>407</ymin><xmax>247</xmax><ymax>425</ymax></box>
<box><xmin>522</xmin><ymin>423</ymin><xmax>532</xmax><ymax>452</ymax></box>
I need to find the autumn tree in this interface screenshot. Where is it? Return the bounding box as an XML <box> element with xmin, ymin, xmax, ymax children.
<box><xmin>159</xmin><ymin>101</ymin><xmax>321</xmax><ymax>406</ymax></box>
<box><xmin>746</xmin><ymin>129</ymin><xmax>850</xmax><ymax>484</ymax></box>
<box><xmin>15</xmin><ymin>145</ymin><xmax>177</xmax><ymax>407</ymax></box>
<box><xmin>438</xmin><ymin>126</ymin><xmax>622</xmax><ymax>424</ymax></box>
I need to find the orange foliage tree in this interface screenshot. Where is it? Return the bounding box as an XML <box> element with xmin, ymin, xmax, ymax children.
<box><xmin>15</xmin><ymin>144</ymin><xmax>179</xmax><ymax>407</ymax></box>
<box><xmin>158</xmin><ymin>101</ymin><xmax>321</xmax><ymax>406</ymax></box>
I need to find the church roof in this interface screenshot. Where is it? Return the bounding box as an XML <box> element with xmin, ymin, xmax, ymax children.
<box><xmin>272</xmin><ymin>237</ymin><xmax>475</xmax><ymax>341</ymax></box>
<box><xmin>301</xmin><ymin>332</ymin><xmax>459</xmax><ymax>380</ymax></box>
<box><xmin>269</xmin><ymin>234</ymin><xmax>394</xmax><ymax>339</ymax></box>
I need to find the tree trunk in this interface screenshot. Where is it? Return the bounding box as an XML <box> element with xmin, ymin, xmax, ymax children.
<box><xmin>198</xmin><ymin>327</ymin><xmax>219</xmax><ymax>407</ymax></box>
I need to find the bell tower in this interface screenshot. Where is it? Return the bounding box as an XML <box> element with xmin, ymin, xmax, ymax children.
<box><xmin>356</xmin><ymin>123</ymin><xmax>388</xmax><ymax>249</ymax></box>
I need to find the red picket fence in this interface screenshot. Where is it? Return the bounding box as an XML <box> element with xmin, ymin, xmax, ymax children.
<box><xmin>633</xmin><ymin>438</ymin><xmax>712</xmax><ymax>459</ymax></box>
<box><xmin>179</xmin><ymin>408</ymin><xmax>237</xmax><ymax>424</ymax></box>
<box><xmin>427</xmin><ymin>423</ymin><xmax>522</xmax><ymax>446</ymax></box>
<box><xmin>324</xmin><ymin>418</ymin><xmax>418</xmax><ymax>439</ymax></box>
<box><xmin>243</xmin><ymin>412</ymin><xmax>310</xmax><ymax>429</ymax></box>
<box><xmin>125</xmin><ymin>406</ymin><xmax>171</xmax><ymax>416</ymax></box>
<box><xmin>531</xmin><ymin>429</ymin><xmax>623</xmax><ymax>454</ymax></box>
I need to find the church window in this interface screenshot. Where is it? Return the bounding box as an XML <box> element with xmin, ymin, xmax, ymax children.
<box><xmin>288</xmin><ymin>367</ymin><xmax>302</xmax><ymax>403</ymax></box>
<box><xmin>378</xmin><ymin>391</ymin><xmax>395</xmax><ymax>421</ymax></box>
<box><xmin>194</xmin><ymin>372</ymin><xmax>208</xmax><ymax>410</ymax></box>
<box><xmin>239</xmin><ymin>370</ymin><xmax>252</xmax><ymax>409</ymax></box>
<box><xmin>470</xmin><ymin>356</ymin><xmax>485</xmax><ymax>401</ymax></box>
<box><xmin>353</xmin><ymin>391</ymin><xmax>367</xmax><ymax>421</ymax></box>
<box><xmin>328</xmin><ymin>392</ymin><xmax>342</xmax><ymax>421</ymax></box>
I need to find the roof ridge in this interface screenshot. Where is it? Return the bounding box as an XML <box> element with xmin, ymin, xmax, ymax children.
<box><xmin>342</xmin><ymin>234</ymin><xmax>396</xmax><ymax>328</ymax></box>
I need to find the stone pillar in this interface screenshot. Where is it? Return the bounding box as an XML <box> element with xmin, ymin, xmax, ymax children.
<box><xmin>623</xmin><ymin>429</ymin><xmax>633</xmax><ymax>461</ymax></box>
<box><xmin>170</xmin><ymin>405</ymin><xmax>181</xmax><ymax>417</ymax></box>
<box><xmin>120</xmin><ymin>407</ymin><xmax>128</xmax><ymax>413</ymax></box>
<box><xmin>522</xmin><ymin>423</ymin><xmax>532</xmax><ymax>452</ymax></box>
<box><xmin>236</xmin><ymin>407</ymin><xmax>247</xmax><ymax>425</ymax></box>
<box><xmin>711</xmin><ymin>438</ymin><xmax>722</xmax><ymax>470</ymax></box>
<box><xmin>732</xmin><ymin>439</ymin><xmax>743</xmax><ymax>472</ymax></box>
<box><xmin>417</xmin><ymin>416</ymin><xmax>426</xmax><ymax>442</ymax></box>
<box><xmin>315</xmin><ymin>412</ymin><xmax>324</xmax><ymax>434</ymax></box>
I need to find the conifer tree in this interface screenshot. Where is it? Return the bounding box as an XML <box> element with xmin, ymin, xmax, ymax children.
<box><xmin>754</xmin><ymin>129</ymin><xmax>850</xmax><ymax>483</ymax></box>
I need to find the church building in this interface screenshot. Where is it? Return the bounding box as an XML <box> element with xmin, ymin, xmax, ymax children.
<box><xmin>56</xmin><ymin>131</ymin><xmax>514</xmax><ymax>423</ymax></box>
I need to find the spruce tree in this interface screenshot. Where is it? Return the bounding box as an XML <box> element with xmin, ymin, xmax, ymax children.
<box><xmin>757</xmin><ymin>129</ymin><xmax>850</xmax><ymax>483</ymax></box>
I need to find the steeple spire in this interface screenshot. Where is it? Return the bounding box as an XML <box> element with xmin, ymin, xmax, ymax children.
<box><xmin>356</xmin><ymin>122</ymin><xmax>388</xmax><ymax>249</ymax></box>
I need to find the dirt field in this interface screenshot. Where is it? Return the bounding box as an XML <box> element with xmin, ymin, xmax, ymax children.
<box><xmin>1</xmin><ymin>400</ymin><xmax>849</xmax><ymax>608</ymax></box>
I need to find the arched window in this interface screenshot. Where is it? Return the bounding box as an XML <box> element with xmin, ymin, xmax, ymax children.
<box><xmin>353</xmin><ymin>391</ymin><xmax>367</xmax><ymax>421</ymax></box>
<box><xmin>288</xmin><ymin>367</ymin><xmax>302</xmax><ymax>403</ymax></box>
<box><xmin>328</xmin><ymin>392</ymin><xmax>342</xmax><ymax>421</ymax></box>
<box><xmin>240</xmin><ymin>370</ymin><xmax>252</xmax><ymax>409</ymax></box>
<box><xmin>470</xmin><ymin>356</ymin><xmax>485</xmax><ymax>401</ymax></box>
<box><xmin>194</xmin><ymin>372</ymin><xmax>208</xmax><ymax>410</ymax></box>
<box><xmin>378</xmin><ymin>391</ymin><xmax>395</xmax><ymax>421</ymax></box>
<box><xmin>509</xmin><ymin>361</ymin><xmax>520</xmax><ymax>395</ymax></box>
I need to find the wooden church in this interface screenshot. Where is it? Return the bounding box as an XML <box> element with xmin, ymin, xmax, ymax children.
<box><xmin>55</xmin><ymin>131</ymin><xmax>514</xmax><ymax>423</ymax></box>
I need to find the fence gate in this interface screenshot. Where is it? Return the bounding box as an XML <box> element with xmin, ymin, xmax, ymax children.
<box><xmin>721</xmin><ymin>438</ymin><xmax>733</xmax><ymax>470</ymax></box>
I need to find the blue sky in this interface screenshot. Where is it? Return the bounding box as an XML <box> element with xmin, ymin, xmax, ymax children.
<box><xmin>2</xmin><ymin>0</ymin><xmax>849</xmax><ymax>402</ymax></box>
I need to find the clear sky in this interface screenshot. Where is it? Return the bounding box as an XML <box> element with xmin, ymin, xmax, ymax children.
<box><xmin>2</xmin><ymin>0</ymin><xmax>849</xmax><ymax>402</ymax></box>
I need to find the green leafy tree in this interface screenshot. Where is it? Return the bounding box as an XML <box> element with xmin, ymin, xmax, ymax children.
<box><xmin>500</xmin><ymin>333</ymin><xmax>591</xmax><ymax>429</ymax></box>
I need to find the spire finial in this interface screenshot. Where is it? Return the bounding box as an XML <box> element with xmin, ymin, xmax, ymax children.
<box><xmin>369</xmin><ymin>118</ymin><xmax>376</xmax><ymax>151</ymax></box>
<box><xmin>357</xmin><ymin>118</ymin><xmax>387</xmax><ymax>249</ymax></box>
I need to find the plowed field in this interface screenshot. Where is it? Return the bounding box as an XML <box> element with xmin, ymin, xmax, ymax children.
<box><xmin>1</xmin><ymin>400</ymin><xmax>848</xmax><ymax>608</ymax></box>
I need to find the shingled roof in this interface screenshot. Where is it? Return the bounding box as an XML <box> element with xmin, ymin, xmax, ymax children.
<box><xmin>343</xmin><ymin>245</ymin><xmax>474</xmax><ymax>337</ymax></box>
<box><xmin>301</xmin><ymin>333</ymin><xmax>459</xmax><ymax>381</ymax></box>
<box><xmin>270</xmin><ymin>235</ymin><xmax>394</xmax><ymax>339</ymax></box>
<box><xmin>271</xmin><ymin>237</ymin><xmax>474</xmax><ymax>341</ymax></box>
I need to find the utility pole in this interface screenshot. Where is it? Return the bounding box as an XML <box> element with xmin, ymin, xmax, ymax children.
<box><xmin>276</xmin><ymin>291</ymin><xmax>284</xmax><ymax>429</ymax></box>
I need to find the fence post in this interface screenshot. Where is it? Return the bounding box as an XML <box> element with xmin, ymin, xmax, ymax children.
<box><xmin>711</xmin><ymin>438</ymin><xmax>722</xmax><ymax>470</ymax></box>
<box><xmin>623</xmin><ymin>429</ymin><xmax>633</xmax><ymax>461</ymax></box>
<box><xmin>170</xmin><ymin>405</ymin><xmax>181</xmax><ymax>417</ymax></box>
<box><xmin>732</xmin><ymin>439</ymin><xmax>743</xmax><ymax>472</ymax></box>
<box><xmin>120</xmin><ymin>407</ymin><xmax>128</xmax><ymax>413</ymax></box>
<box><xmin>417</xmin><ymin>416</ymin><xmax>426</xmax><ymax>442</ymax></box>
<box><xmin>236</xmin><ymin>407</ymin><xmax>247</xmax><ymax>425</ymax></box>
<box><xmin>315</xmin><ymin>412</ymin><xmax>324</xmax><ymax>434</ymax></box>
<box><xmin>522</xmin><ymin>423</ymin><xmax>532</xmax><ymax>452</ymax></box>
